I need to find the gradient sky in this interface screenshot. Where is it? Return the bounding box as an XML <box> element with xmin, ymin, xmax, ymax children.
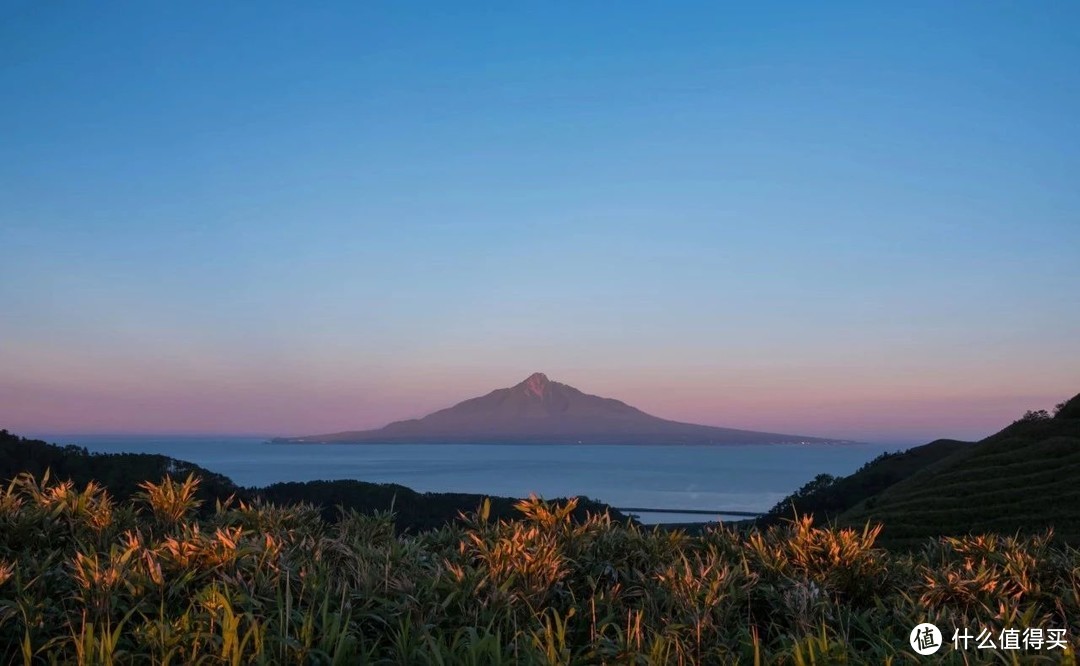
<box><xmin>2</xmin><ymin>1</ymin><xmax>1078</xmax><ymax>445</ymax></box>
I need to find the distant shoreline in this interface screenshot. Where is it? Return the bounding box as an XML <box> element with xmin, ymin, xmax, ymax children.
<box><xmin>267</xmin><ymin>438</ymin><xmax>866</xmax><ymax>447</ymax></box>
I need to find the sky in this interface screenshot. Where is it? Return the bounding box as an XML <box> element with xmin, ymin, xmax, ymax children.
<box><xmin>1</xmin><ymin>1</ymin><xmax>1078</xmax><ymax>445</ymax></box>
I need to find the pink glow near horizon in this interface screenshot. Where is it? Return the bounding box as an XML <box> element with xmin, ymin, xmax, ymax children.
<box><xmin>2</xmin><ymin>365</ymin><xmax>1072</xmax><ymax>444</ymax></box>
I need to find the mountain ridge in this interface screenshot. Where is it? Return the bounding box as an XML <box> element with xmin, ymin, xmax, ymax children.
<box><xmin>837</xmin><ymin>393</ymin><xmax>1080</xmax><ymax>547</ymax></box>
<box><xmin>763</xmin><ymin>391</ymin><xmax>1080</xmax><ymax>547</ymax></box>
<box><xmin>275</xmin><ymin>372</ymin><xmax>851</xmax><ymax>445</ymax></box>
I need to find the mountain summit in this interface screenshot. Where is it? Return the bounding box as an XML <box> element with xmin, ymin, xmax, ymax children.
<box><xmin>521</xmin><ymin>372</ymin><xmax>550</xmax><ymax>398</ymax></box>
<box><xmin>278</xmin><ymin>373</ymin><xmax>844</xmax><ymax>445</ymax></box>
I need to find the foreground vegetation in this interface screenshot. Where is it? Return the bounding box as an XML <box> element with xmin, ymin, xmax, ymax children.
<box><xmin>2</xmin><ymin>472</ymin><xmax>1079</xmax><ymax>664</ymax></box>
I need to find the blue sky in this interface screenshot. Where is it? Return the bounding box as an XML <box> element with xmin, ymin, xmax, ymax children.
<box><xmin>2</xmin><ymin>1</ymin><xmax>1078</xmax><ymax>443</ymax></box>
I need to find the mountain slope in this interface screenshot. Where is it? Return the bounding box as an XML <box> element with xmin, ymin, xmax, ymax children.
<box><xmin>279</xmin><ymin>372</ymin><xmax>844</xmax><ymax>445</ymax></box>
<box><xmin>760</xmin><ymin>437</ymin><xmax>973</xmax><ymax>525</ymax></box>
<box><xmin>839</xmin><ymin>393</ymin><xmax>1080</xmax><ymax>547</ymax></box>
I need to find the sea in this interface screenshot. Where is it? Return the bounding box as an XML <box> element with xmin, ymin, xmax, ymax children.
<box><xmin>46</xmin><ymin>436</ymin><xmax>896</xmax><ymax>524</ymax></box>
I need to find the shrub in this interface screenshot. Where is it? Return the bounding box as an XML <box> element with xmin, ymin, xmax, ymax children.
<box><xmin>1</xmin><ymin>473</ymin><xmax>1078</xmax><ymax>664</ymax></box>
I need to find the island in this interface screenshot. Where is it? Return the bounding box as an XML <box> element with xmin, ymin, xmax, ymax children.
<box><xmin>273</xmin><ymin>372</ymin><xmax>853</xmax><ymax>445</ymax></box>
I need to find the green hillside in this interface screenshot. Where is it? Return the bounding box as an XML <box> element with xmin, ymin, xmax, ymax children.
<box><xmin>760</xmin><ymin>437</ymin><xmax>972</xmax><ymax>526</ymax></box>
<box><xmin>841</xmin><ymin>394</ymin><xmax>1080</xmax><ymax>548</ymax></box>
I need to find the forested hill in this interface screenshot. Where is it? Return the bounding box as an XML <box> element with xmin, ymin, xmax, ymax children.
<box><xmin>764</xmin><ymin>393</ymin><xmax>1080</xmax><ymax>548</ymax></box>
<box><xmin>0</xmin><ymin>431</ymin><xmax>239</xmax><ymax>507</ymax></box>
<box><xmin>760</xmin><ymin>437</ymin><xmax>973</xmax><ymax>525</ymax></box>
<box><xmin>0</xmin><ymin>430</ymin><xmax>628</xmax><ymax>532</ymax></box>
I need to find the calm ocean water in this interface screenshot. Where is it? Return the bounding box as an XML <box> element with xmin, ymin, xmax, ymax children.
<box><xmin>48</xmin><ymin>436</ymin><xmax>894</xmax><ymax>524</ymax></box>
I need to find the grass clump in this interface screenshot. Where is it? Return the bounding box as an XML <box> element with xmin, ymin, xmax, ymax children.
<box><xmin>0</xmin><ymin>473</ymin><xmax>1078</xmax><ymax>664</ymax></box>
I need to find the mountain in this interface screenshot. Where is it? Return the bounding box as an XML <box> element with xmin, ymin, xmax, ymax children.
<box><xmin>766</xmin><ymin>392</ymin><xmax>1080</xmax><ymax>548</ymax></box>
<box><xmin>276</xmin><ymin>372</ymin><xmax>846</xmax><ymax>445</ymax></box>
